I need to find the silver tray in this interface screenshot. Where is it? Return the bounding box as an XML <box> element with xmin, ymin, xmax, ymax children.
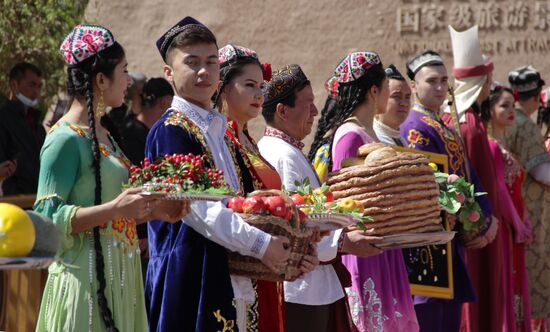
<box><xmin>375</xmin><ymin>231</ymin><xmax>456</xmax><ymax>249</ymax></box>
<box><xmin>139</xmin><ymin>192</ymin><xmax>230</xmax><ymax>202</ymax></box>
<box><xmin>305</xmin><ymin>213</ymin><xmax>357</xmax><ymax>231</ymax></box>
<box><xmin>0</xmin><ymin>256</ymin><xmax>55</xmax><ymax>270</ymax></box>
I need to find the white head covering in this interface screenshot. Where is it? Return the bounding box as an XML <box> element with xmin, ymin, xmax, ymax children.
<box><xmin>444</xmin><ymin>25</ymin><xmax>493</xmax><ymax>122</ymax></box>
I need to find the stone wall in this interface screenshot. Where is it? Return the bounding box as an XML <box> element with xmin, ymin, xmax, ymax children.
<box><xmin>85</xmin><ymin>0</ymin><xmax>550</xmax><ymax>149</ymax></box>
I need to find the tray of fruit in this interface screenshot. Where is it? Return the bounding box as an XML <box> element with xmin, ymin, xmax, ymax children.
<box><xmin>126</xmin><ymin>153</ymin><xmax>234</xmax><ymax>201</ymax></box>
<box><xmin>303</xmin><ymin>213</ymin><xmax>357</xmax><ymax>231</ymax></box>
<box><xmin>286</xmin><ymin>179</ymin><xmax>371</xmax><ymax>232</ymax></box>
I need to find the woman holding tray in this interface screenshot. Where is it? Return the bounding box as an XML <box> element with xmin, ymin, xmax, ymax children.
<box><xmin>482</xmin><ymin>85</ymin><xmax>532</xmax><ymax>331</ymax></box>
<box><xmin>34</xmin><ymin>24</ymin><xmax>190</xmax><ymax>332</ymax></box>
<box><xmin>309</xmin><ymin>51</ymin><xmax>419</xmax><ymax>331</ymax></box>
<box><xmin>214</xmin><ymin>44</ymin><xmax>319</xmax><ymax>332</ymax></box>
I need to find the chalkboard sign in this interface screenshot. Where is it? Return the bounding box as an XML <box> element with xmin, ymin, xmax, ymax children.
<box><xmin>393</xmin><ymin>147</ymin><xmax>454</xmax><ymax>300</ymax></box>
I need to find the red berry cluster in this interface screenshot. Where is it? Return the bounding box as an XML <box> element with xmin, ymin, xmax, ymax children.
<box><xmin>127</xmin><ymin>153</ymin><xmax>226</xmax><ymax>192</ymax></box>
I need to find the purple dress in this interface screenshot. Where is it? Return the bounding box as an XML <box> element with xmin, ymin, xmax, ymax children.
<box><xmin>332</xmin><ymin>122</ymin><xmax>419</xmax><ymax>332</ymax></box>
<box><xmin>399</xmin><ymin>103</ymin><xmax>492</xmax><ymax>332</ymax></box>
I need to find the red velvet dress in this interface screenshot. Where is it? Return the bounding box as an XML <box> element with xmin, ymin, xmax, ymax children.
<box><xmin>226</xmin><ymin>120</ymin><xmax>285</xmax><ymax>332</ymax></box>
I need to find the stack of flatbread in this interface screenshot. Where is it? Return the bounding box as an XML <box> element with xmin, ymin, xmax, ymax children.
<box><xmin>327</xmin><ymin>143</ymin><xmax>443</xmax><ymax>236</ymax></box>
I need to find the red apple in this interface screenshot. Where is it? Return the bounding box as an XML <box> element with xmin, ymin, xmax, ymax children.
<box><xmin>447</xmin><ymin>174</ymin><xmax>460</xmax><ymax>183</ymax></box>
<box><xmin>290</xmin><ymin>194</ymin><xmax>305</xmax><ymax>205</ymax></box>
<box><xmin>283</xmin><ymin>207</ymin><xmax>294</xmax><ymax>221</ymax></box>
<box><xmin>266</xmin><ymin>196</ymin><xmax>288</xmax><ymax>218</ymax></box>
<box><xmin>242</xmin><ymin>197</ymin><xmax>266</xmax><ymax>214</ymax></box>
<box><xmin>227</xmin><ymin>197</ymin><xmax>245</xmax><ymax>213</ymax></box>
<box><xmin>298</xmin><ymin>210</ymin><xmax>307</xmax><ymax>223</ymax></box>
<box><xmin>468</xmin><ymin>211</ymin><xmax>480</xmax><ymax>222</ymax></box>
<box><xmin>325</xmin><ymin>191</ymin><xmax>334</xmax><ymax>203</ymax></box>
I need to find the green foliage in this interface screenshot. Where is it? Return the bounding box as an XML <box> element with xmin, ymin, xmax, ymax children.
<box><xmin>0</xmin><ymin>0</ymin><xmax>89</xmax><ymax>107</ymax></box>
<box><xmin>434</xmin><ymin>171</ymin><xmax>487</xmax><ymax>231</ymax></box>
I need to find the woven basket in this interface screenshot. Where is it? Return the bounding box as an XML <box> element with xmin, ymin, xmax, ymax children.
<box><xmin>227</xmin><ymin>213</ymin><xmax>313</xmax><ymax>282</ymax></box>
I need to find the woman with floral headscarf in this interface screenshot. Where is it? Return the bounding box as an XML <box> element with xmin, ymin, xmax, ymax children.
<box><xmin>214</xmin><ymin>44</ymin><xmax>319</xmax><ymax>332</ymax></box>
<box><xmin>34</xmin><ymin>24</ymin><xmax>189</xmax><ymax>332</ymax></box>
<box><xmin>310</xmin><ymin>52</ymin><xmax>419</xmax><ymax>332</ymax></box>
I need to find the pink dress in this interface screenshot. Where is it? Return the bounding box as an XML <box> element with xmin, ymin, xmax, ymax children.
<box><xmin>332</xmin><ymin>122</ymin><xmax>419</xmax><ymax>332</ymax></box>
<box><xmin>488</xmin><ymin>138</ymin><xmax>532</xmax><ymax>332</ymax></box>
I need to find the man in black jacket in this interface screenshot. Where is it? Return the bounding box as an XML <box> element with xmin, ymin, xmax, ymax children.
<box><xmin>0</xmin><ymin>62</ymin><xmax>46</xmax><ymax>195</ymax></box>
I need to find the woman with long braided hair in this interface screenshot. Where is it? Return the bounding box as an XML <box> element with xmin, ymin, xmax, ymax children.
<box><xmin>310</xmin><ymin>52</ymin><xmax>419</xmax><ymax>331</ymax></box>
<box><xmin>34</xmin><ymin>24</ymin><xmax>190</xmax><ymax>331</ymax></box>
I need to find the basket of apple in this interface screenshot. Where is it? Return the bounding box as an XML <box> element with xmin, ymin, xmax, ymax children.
<box><xmin>225</xmin><ymin>189</ymin><xmax>314</xmax><ymax>282</ymax></box>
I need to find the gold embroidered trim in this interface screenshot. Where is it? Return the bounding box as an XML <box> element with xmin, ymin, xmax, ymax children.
<box><xmin>213</xmin><ymin>310</ymin><xmax>235</xmax><ymax>332</ymax></box>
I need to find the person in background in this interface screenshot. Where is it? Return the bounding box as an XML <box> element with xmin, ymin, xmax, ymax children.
<box><xmin>119</xmin><ymin>77</ymin><xmax>174</xmax><ymax>282</ymax></box>
<box><xmin>128</xmin><ymin>72</ymin><xmax>147</xmax><ymax>115</ymax></box>
<box><xmin>120</xmin><ymin>77</ymin><xmax>173</xmax><ymax>165</ymax></box>
<box><xmin>0</xmin><ymin>62</ymin><xmax>46</xmax><ymax>195</ymax></box>
<box><xmin>441</xmin><ymin>25</ymin><xmax>502</xmax><ymax>332</ymax></box>
<box><xmin>102</xmin><ymin>72</ymin><xmax>147</xmax><ymax>145</ymax></box>
<box><xmin>506</xmin><ymin>65</ymin><xmax>550</xmax><ymax>332</ymax></box>
<box><xmin>537</xmin><ymin>87</ymin><xmax>550</xmax><ymax>152</ymax></box>
<box><xmin>373</xmin><ymin>64</ymin><xmax>411</xmax><ymax>146</ymax></box>
<box><xmin>481</xmin><ymin>85</ymin><xmax>533</xmax><ymax>332</ymax></box>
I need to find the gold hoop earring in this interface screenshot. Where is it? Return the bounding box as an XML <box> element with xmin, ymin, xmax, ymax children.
<box><xmin>96</xmin><ymin>90</ymin><xmax>106</xmax><ymax>118</ymax></box>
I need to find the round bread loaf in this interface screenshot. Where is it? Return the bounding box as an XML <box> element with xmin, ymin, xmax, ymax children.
<box><xmin>364</xmin><ymin>147</ymin><xmax>398</xmax><ymax>162</ymax></box>
<box><xmin>357</xmin><ymin>143</ymin><xmax>387</xmax><ymax>157</ymax></box>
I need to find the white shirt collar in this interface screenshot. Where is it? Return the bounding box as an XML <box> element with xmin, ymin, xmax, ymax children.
<box><xmin>171</xmin><ymin>96</ymin><xmax>227</xmax><ymax>134</ymax></box>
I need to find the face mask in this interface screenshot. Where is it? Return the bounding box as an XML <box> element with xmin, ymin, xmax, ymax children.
<box><xmin>16</xmin><ymin>93</ymin><xmax>39</xmax><ymax>108</ymax></box>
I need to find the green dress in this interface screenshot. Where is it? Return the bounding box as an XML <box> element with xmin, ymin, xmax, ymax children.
<box><xmin>34</xmin><ymin>122</ymin><xmax>147</xmax><ymax>332</ymax></box>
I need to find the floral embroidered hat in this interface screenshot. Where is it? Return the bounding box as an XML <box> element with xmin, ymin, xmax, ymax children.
<box><xmin>60</xmin><ymin>24</ymin><xmax>115</xmax><ymax>65</ymax></box>
<box><xmin>325</xmin><ymin>75</ymin><xmax>339</xmax><ymax>98</ymax></box>
<box><xmin>262</xmin><ymin>64</ymin><xmax>309</xmax><ymax>108</ymax></box>
<box><xmin>218</xmin><ymin>44</ymin><xmax>272</xmax><ymax>82</ymax></box>
<box><xmin>219</xmin><ymin>44</ymin><xmax>259</xmax><ymax>68</ymax></box>
<box><xmin>156</xmin><ymin>16</ymin><xmax>214</xmax><ymax>62</ymax></box>
<box><xmin>334</xmin><ymin>52</ymin><xmax>383</xmax><ymax>84</ymax></box>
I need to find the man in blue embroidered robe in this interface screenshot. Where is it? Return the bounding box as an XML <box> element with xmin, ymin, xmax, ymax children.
<box><xmin>145</xmin><ymin>17</ymin><xmax>290</xmax><ymax>332</ymax></box>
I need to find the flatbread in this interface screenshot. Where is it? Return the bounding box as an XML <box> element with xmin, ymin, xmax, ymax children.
<box><xmin>364</xmin><ymin>218</ymin><xmax>442</xmax><ymax>236</ymax></box>
<box><xmin>367</xmin><ymin>205</ymin><xmax>442</xmax><ymax>222</ymax></box>
<box><xmin>327</xmin><ymin>158</ymin><xmax>432</xmax><ymax>185</ymax></box>
<box><xmin>364</xmin><ymin>209</ymin><xmax>442</xmax><ymax>228</ymax></box>
<box><xmin>361</xmin><ymin>197</ymin><xmax>439</xmax><ymax>216</ymax></box>
<box><xmin>332</xmin><ymin>181</ymin><xmax>438</xmax><ymax>200</ymax></box>
<box><xmin>329</xmin><ymin>167</ymin><xmax>435</xmax><ymax>192</ymax></box>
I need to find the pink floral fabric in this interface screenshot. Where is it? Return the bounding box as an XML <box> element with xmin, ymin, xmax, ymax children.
<box><xmin>334</xmin><ymin>52</ymin><xmax>382</xmax><ymax>83</ymax></box>
<box><xmin>60</xmin><ymin>24</ymin><xmax>114</xmax><ymax>65</ymax></box>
